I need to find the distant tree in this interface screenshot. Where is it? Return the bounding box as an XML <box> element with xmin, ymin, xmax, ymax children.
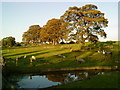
<box><xmin>40</xmin><ymin>19</ymin><xmax>71</xmax><ymax>45</ymax></box>
<box><xmin>2</xmin><ymin>36</ymin><xmax>16</xmax><ymax>47</ymax></box>
<box><xmin>61</xmin><ymin>4</ymin><xmax>108</xmax><ymax>43</ymax></box>
<box><xmin>22</xmin><ymin>25</ymin><xmax>42</xmax><ymax>44</ymax></box>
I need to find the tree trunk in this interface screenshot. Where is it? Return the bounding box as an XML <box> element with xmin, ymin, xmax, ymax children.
<box><xmin>53</xmin><ymin>39</ymin><xmax>55</xmax><ymax>45</ymax></box>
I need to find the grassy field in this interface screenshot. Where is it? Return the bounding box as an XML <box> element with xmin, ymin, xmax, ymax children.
<box><xmin>2</xmin><ymin>41</ymin><xmax>120</xmax><ymax>73</ymax></box>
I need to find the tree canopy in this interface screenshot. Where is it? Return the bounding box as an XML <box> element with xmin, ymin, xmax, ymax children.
<box><xmin>61</xmin><ymin>4</ymin><xmax>108</xmax><ymax>43</ymax></box>
<box><xmin>22</xmin><ymin>4</ymin><xmax>108</xmax><ymax>45</ymax></box>
<box><xmin>40</xmin><ymin>19</ymin><xmax>71</xmax><ymax>45</ymax></box>
<box><xmin>2</xmin><ymin>36</ymin><xmax>16</xmax><ymax>47</ymax></box>
<box><xmin>22</xmin><ymin>25</ymin><xmax>42</xmax><ymax>44</ymax></box>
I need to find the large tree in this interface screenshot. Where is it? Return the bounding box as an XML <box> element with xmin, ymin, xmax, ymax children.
<box><xmin>61</xmin><ymin>4</ymin><xmax>108</xmax><ymax>43</ymax></box>
<box><xmin>40</xmin><ymin>19</ymin><xmax>71</xmax><ymax>45</ymax></box>
<box><xmin>2</xmin><ymin>36</ymin><xmax>16</xmax><ymax>47</ymax></box>
<box><xmin>22</xmin><ymin>25</ymin><xmax>41</xmax><ymax>44</ymax></box>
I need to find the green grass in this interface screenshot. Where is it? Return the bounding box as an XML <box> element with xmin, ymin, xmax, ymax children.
<box><xmin>52</xmin><ymin>71</ymin><xmax>119</xmax><ymax>88</ymax></box>
<box><xmin>2</xmin><ymin>42</ymin><xmax>120</xmax><ymax>73</ymax></box>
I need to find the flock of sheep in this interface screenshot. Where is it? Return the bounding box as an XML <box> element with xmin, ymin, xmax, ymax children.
<box><xmin>0</xmin><ymin>55</ymin><xmax>37</xmax><ymax>66</ymax></box>
<box><xmin>0</xmin><ymin>47</ymin><xmax>113</xmax><ymax>67</ymax></box>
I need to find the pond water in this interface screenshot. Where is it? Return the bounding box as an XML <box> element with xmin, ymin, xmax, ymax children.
<box><xmin>2</xmin><ymin>70</ymin><xmax>116</xmax><ymax>89</ymax></box>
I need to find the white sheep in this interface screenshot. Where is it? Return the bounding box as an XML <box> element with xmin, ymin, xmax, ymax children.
<box><xmin>57</xmin><ymin>54</ymin><xmax>66</xmax><ymax>58</ymax></box>
<box><xmin>30</xmin><ymin>56</ymin><xmax>36</xmax><ymax>63</ymax></box>
<box><xmin>31</xmin><ymin>56</ymin><xmax>36</xmax><ymax>60</ymax></box>
<box><xmin>98</xmin><ymin>50</ymin><xmax>101</xmax><ymax>53</ymax></box>
<box><xmin>102</xmin><ymin>50</ymin><xmax>112</xmax><ymax>55</ymax></box>
<box><xmin>102</xmin><ymin>50</ymin><xmax>106</xmax><ymax>54</ymax></box>
<box><xmin>24</xmin><ymin>55</ymin><xmax>27</xmax><ymax>59</ymax></box>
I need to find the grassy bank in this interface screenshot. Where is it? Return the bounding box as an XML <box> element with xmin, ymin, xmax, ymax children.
<box><xmin>2</xmin><ymin>41</ymin><xmax>120</xmax><ymax>73</ymax></box>
<box><xmin>51</xmin><ymin>71</ymin><xmax>119</xmax><ymax>88</ymax></box>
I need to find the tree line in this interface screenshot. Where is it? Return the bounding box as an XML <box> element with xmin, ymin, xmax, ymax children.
<box><xmin>1</xmin><ymin>4</ymin><xmax>108</xmax><ymax>47</ymax></box>
<box><xmin>22</xmin><ymin>4</ymin><xmax>108</xmax><ymax>45</ymax></box>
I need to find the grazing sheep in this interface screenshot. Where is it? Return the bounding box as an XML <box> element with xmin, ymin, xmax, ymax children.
<box><xmin>114</xmin><ymin>66</ymin><xmax>118</xmax><ymax>69</ymax></box>
<box><xmin>102</xmin><ymin>50</ymin><xmax>106</xmax><ymax>54</ymax></box>
<box><xmin>24</xmin><ymin>55</ymin><xmax>27</xmax><ymax>59</ymax></box>
<box><xmin>31</xmin><ymin>56</ymin><xmax>36</xmax><ymax>60</ymax></box>
<box><xmin>97</xmin><ymin>50</ymin><xmax>112</xmax><ymax>56</ymax></box>
<box><xmin>102</xmin><ymin>50</ymin><xmax>112</xmax><ymax>56</ymax></box>
<box><xmin>75</xmin><ymin>56</ymin><xmax>85</xmax><ymax>63</ymax></box>
<box><xmin>57</xmin><ymin>54</ymin><xmax>66</xmax><ymax>58</ymax></box>
<box><xmin>97</xmin><ymin>50</ymin><xmax>101</xmax><ymax>53</ymax></box>
<box><xmin>105</xmin><ymin>52</ymin><xmax>112</xmax><ymax>55</ymax></box>
<box><xmin>30</xmin><ymin>56</ymin><xmax>36</xmax><ymax>63</ymax></box>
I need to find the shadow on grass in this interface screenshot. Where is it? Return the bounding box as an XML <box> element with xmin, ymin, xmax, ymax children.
<box><xmin>4</xmin><ymin>49</ymin><xmax>46</xmax><ymax>57</ymax></box>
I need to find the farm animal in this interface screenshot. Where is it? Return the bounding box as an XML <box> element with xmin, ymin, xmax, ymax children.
<box><xmin>31</xmin><ymin>56</ymin><xmax>36</xmax><ymax>60</ymax></box>
<box><xmin>24</xmin><ymin>55</ymin><xmax>27</xmax><ymax>59</ymax></box>
<box><xmin>102</xmin><ymin>50</ymin><xmax>106</xmax><ymax>54</ymax></box>
<box><xmin>114</xmin><ymin>66</ymin><xmax>118</xmax><ymax>69</ymax></box>
<box><xmin>97</xmin><ymin>50</ymin><xmax>112</xmax><ymax>56</ymax></box>
<box><xmin>30</xmin><ymin>56</ymin><xmax>36</xmax><ymax>63</ymax></box>
<box><xmin>57</xmin><ymin>54</ymin><xmax>66</xmax><ymax>58</ymax></box>
<box><xmin>75</xmin><ymin>56</ymin><xmax>85</xmax><ymax>63</ymax></box>
<box><xmin>102</xmin><ymin>50</ymin><xmax>112</xmax><ymax>55</ymax></box>
<box><xmin>97</xmin><ymin>50</ymin><xmax>101</xmax><ymax>53</ymax></box>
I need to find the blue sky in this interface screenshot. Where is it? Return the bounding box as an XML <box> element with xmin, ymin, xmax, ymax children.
<box><xmin>1</xmin><ymin>2</ymin><xmax>118</xmax><ymax>42</ymax></box>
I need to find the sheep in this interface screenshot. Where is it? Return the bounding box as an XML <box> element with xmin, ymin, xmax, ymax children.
<box><xmin>30</xmin><ymin>56</ymin><xmax>36</xmax><ymax>63</ymax></box>
<box><xmin>102</xmin><ymin>50</ymin><xmax>112</xmax><ymax>55</ymax></box>
<box><xmin>97</xmin><ymin>50</ymin><xmax>112</xmax><ymax>56</ymax></box>
<box><xmin>105</xmin><ymin>52</ymin><xmax>112</xmax><ymax>55</ymax></box>
<box><xmin>114</xmin><ymin>66</ymin><xmax>118</xmax><ymax>69</ymax></box>
<box><xmin>102</xmin><ymin>50</ymin><xmax>106</xmax><ymax>54</ymax></box>
<box><xmin>24</xmin><ymin>55</ymin><xmax>27</xmax><ymax>59</ymax></box>
<box><xmin>75</xmin><ymin>56</ymin><xmax>85</xmax><ymax>63</ymax></box>
<box><xmin>31</xmin><ymin>56</ymin><xmax>36</xmax><ymax>60</ymax></box>
<box><xmin>57</xmin><ymin>54</ymin><xmax>66</xmax><ymax>58</ymax></box>
<box><xmin>97</xmin><ymin>50</ymin><xmax>101</xmax><ymax>53</ymax></box>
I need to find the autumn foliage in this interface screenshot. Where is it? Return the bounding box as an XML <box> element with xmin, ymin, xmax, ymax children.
<box><xmin>22</xmin><ymin>4</ymin><xmax>108</xmax><ymax>45</ymax></box>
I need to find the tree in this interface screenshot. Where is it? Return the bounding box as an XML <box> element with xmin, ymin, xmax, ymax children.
<box><xmin>61</xmin><ymin>4</ymin><xmax>108</xmax><ymax>43</ymax></box>
<box><xmin>22</xmin><ymin>25</ymin><xmax>41</xmax><ymax>44</ymax></box>
<box><xmin>40</xmin><ymin>19</ymin><xmax>71</xmax><ymax>45</ymax></box>
<box><xmin>2</xmin><ymin>36</ymin><xmax>16</xmax><ymax>47</ymax></box>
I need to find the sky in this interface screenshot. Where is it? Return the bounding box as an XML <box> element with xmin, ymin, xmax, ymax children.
<box><xmin>0</xmin><ymin>1</ymin><xmax>119</xmax><ymax>42</ymax></box>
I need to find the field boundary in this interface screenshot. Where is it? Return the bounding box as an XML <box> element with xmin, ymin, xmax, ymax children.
<box><xmin>41</xmin><ymin>66</ymin><xmax>119</xmax><ymax>72</ymax></box>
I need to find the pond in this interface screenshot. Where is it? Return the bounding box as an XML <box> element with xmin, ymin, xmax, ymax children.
<box><xmin>2</xmin><ymin>70</ymin><xmax>117</xmax><ymax>89</ymax></box>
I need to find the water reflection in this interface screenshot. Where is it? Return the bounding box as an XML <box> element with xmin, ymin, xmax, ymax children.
<box><xmin>2</xmin><ymin>70</ymin><xmax>112</xmax><ymax>89</ymax></box>
<box><xmin>17</xmin><ymin>75</ymin><xmax>60</xmax><ymax>88</ymax></box>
